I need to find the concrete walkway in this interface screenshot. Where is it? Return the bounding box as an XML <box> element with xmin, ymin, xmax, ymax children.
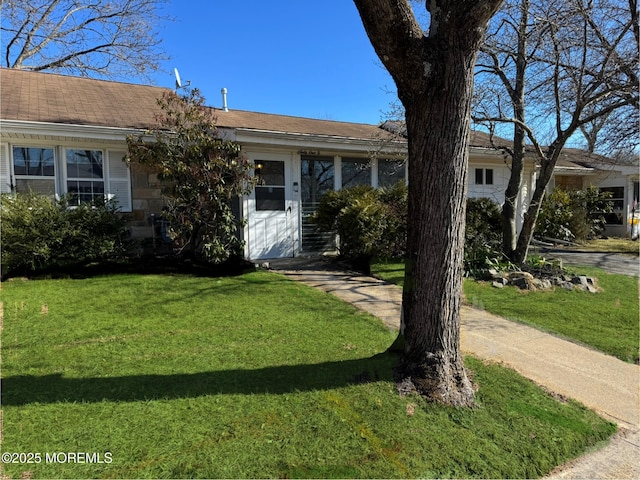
<box><xmin>267</xmin><ymin>257</ymin><xmax>640</xmax><ymax>479</ymax></box>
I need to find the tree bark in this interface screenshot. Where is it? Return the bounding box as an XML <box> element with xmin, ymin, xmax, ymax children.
<box><xmin>500</xmin><ymin>0</ymin><xmax>529</xmax><ymax>261</ymax></box>
<box><xmin>354</xmin><ymin>0</ymin><xmax>503</xmax><ymax>406</ymax></box>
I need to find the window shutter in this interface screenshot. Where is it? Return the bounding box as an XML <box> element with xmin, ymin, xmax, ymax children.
<box><xmin>0</xmin><ymin>143</ymin><xmax>12</xmax><ymax>194</ymax></box>
<box><xmin>107</xmin><ymin>151</ymin><xmax>132</xmax><ymax>212</ymax></box>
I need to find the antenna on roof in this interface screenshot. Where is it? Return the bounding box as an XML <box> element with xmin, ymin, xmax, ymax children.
<box><xmin>174</xmin><ymin>68</ymin><xmax>190</xmax><ymax>90</ymax></box>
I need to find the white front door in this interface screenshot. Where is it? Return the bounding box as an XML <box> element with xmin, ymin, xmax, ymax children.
<box><xmin>247</xmin><ymin>154</ymin><xmax>294</xmax><ymax>260</ymax></box>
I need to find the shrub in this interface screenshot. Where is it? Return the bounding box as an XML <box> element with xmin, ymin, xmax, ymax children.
<box><xmin>312</xmin><ymin>182</ymin><xmax>407</xmax><ymax>270</ymax></box>
<box><xmin>1</xmin><ymin>193</ymin><xmax>129</xmax><ymax>277</ymax></box>
<box><xmin>314</xmin><ymin>189</ymin><xmax>509</xmax><ymax>275</ymax></box>
<box><xmin>536</xmin><ymin>186</ymin><xmax>613</xmax><ymax>242</ymax></box>
<box><xmin>464</xmin><ymin>198</ymin><xmax>505</xmax><ymax>276</ymax></box>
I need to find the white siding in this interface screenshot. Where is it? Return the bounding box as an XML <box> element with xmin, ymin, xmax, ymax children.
<box><xmin>467</xmin><ymin>164</ymin><xmax>509</xmax><ymax>204</ymax></box>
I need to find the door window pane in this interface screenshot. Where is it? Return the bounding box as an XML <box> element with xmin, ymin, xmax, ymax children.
<box><xmin>255</xmin><ymin>160</ymin><xmax>284</xmax><ymax>186</ymax></box>
<box><xmin>255</xmin><ymin>160</ymin><xmax>285</xmax><ymax>211</ymax></box>
<box><xmin>256</xmin><ymin>186</ymin><xmax>285</xmax><ymax>211</ymax></box>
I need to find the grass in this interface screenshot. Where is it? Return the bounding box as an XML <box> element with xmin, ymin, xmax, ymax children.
<box><xmin>575</xmin><ymin>238</ymin><xmax>639</xmax><ymax>256</ymax></box>
<box><xmin>372</xmin><ymin>260</ymin><xmax>639</xmax><ymax>363</ymax></box>
<box><xmin>1</xmin><ymin>272</ymin><xmax>616</xmax><ymax>478</ymax></box>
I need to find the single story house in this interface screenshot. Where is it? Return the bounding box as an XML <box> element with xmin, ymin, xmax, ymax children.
<box><xmin>552</xmin><ymin>152</ymin><xmax>639</xmax><ymax>237</ymax></box>
<box><xmin>1</xmin><ymin>69</ymin><xmax>636</xmax><ymax>259</ymax></box>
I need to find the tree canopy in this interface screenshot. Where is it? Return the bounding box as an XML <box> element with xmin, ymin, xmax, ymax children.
<box><xmin>1</xmin><ymin>0</ymin><xmax>170</xmax><ymax>81</ymax></box>
<box><xmin>474</xmin><ymin>0</ymin><xmax>639</xmax><ymax>262</ymax></box>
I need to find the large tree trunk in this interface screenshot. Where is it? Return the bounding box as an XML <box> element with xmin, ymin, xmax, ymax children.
<box><xmin>353</xmin><ymin>0</ymin><xmax>502</xmax><ymax>406</ymax></box>
<box><xmin>399</xmin><ymin>62</ymin><xmax>476</xmax><ymax>406</ymax></box>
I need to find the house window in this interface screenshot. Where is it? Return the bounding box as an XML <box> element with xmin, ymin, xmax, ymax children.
<box><xmin>378</xmin><ymin>159</ymin><xmax>405</xmax><ymax>188</ymax></box>
<box><xmin>66</xmin><ymin>149</ymin><xmax>105</xmax><ymax>204</ymax></box>
<box><xmin>12</xmin><ymin>146</ymin><xmax>56</xmax><ymax>196</ymax></box>
<box><xmin>342</xmin><ymin>158</ymin><xmax>371</xmax><ymax>188</ymax></box>
<box><xmin>475</xmin><ymin>168</ymin><xmax>494</xmax><ymax>185</ymax></box>
<box><xmin>600</xmin><ymin>186</ymin><xmax>624</xmax><ymax>225</ymax></box>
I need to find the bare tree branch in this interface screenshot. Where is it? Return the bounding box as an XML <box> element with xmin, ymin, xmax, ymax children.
<box><xmin>1</xmin><ymin>0</ymin><xmax>172</xmax><ymax>81</ymax></box>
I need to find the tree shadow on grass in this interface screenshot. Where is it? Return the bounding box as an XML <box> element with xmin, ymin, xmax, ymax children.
<box><xmin>1</xmin><ymin>353</ymin><xmax>396</xmax><ymax>406</ymax></box>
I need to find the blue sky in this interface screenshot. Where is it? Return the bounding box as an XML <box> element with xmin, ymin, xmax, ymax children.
<box><xmin>149</xmin><ymin>1</ymin><xmax>398</xmax><ymax>125</ymax></box>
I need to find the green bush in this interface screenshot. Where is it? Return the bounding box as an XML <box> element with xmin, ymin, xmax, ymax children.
<box><xmin>1</xmin><ymin>193</ymin><xmax>129</xmax><ymax>277</ymax></box>
<box><xmin>312</xmin><ymin>182</ymin><xmax>407</xmax><ymax>270</ymax></box>
<box><xmin>536</xmin><ymin>186</ymin><xmax>613</xmax><ymax>242</ymax></box>
<box><xmin>314</xmin><ymin>189</ymin><xmax>508</xmax><ymax>275</ymax></box>
<box><xmin>464</xmin><ymin>197</ymin><xmax>505</xmax><ymax>275</ymax></box>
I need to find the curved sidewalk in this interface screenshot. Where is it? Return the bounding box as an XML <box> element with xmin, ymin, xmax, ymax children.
<box><xmin>268</xmin><ymin>257</ymin><xmax>640</xmax><ymax>479</ymax></box>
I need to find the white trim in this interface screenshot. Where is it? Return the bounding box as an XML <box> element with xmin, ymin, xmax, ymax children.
<box><xmin>0</xmin><ymin>120</ymin><xmax>146</xmax><ymax>143</ymax></box>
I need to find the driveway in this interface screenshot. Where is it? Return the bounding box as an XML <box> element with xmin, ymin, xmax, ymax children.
<box><xmin>538</xmin><ymin>247</ymin><xmax>639</xmax><ymax>277</ymax></box>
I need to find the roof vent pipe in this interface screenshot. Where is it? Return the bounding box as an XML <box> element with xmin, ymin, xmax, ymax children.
<box><xmin>221</xmin><ymin>88</ymin><xmax>228</xmax><ymax>112</ymax></box>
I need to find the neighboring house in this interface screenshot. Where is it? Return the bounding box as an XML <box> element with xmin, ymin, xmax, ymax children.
<box><xmin>0</xmin><ymin>69</ymin><xmax>635</xmax><ymax>260</ymax></box>
<box><xmin>553</xmin><ymin>151</ymin><xmax>639</xmax><ymax>238</ymax></box>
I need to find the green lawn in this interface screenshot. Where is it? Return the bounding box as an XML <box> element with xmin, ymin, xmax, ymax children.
<box><xmin>372</xmin><ymin>260</ymin><xmax>639</xmax><ymax>363</ymax></box>
<box><xmin>1</xmin><ymin>272</ymin><xmax>615</xmax><ymax>478</ymax></box>
<box><xmin>576</xmin><ymin>238</ymin><xmax>639</xmax><ymax>257</ymax></box>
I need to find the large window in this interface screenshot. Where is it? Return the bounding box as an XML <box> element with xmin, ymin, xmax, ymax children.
<box><xmin>301</xmin><ymin>156</ymin><xmax>334</xmax><ymax>205</ymax></box>
<box><xmin>378</xmin><ymin>159</ymin><xmax>405</xmax><ymax>188</ymax></box>
<box><xmin>342</xmin><ymin>158</ymin><xmax>371</xmax><ymax>189</ymax></box>
<box><xmin>66</xmin><ymin>149</ymin><xmax>105</xmax><ymax>205</ymax></box>
<box><xmin>600</xmin><ymin>186</ymin><xmax>625</xmax><ymax>225</ymax></box>
<box><xmin>12</xmin><ymin>146</ymin><xmax>56</xmax><ymax>196</ymax></box>
<box><xmin>5</xmin><ymin>145</ymin><xmax>131</xmax><ymax>211</ymax></box>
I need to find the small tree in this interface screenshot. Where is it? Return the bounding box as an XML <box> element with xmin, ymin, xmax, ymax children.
<box><xmin>474</xmin><ymin>0</ymin><xmax>639</xmax><ymax>263</ymax></box>
<box><xmin>126</xmin><ymin>88</ymin><xmax>255</xmax><ymax>264</ymax></box>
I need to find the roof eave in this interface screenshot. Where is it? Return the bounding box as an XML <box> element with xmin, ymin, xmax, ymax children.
<box><xmin>0</xmin><ymin>119</ymin><xmax>147</xmax><ymax>142</ymax></box>
<box><xmin>232</xmin><ymin>127</ymin><xmax>407</xmax><ymax>153</ymax></box>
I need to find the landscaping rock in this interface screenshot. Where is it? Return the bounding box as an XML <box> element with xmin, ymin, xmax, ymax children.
<box><xmin>532</xmin><ymin>278</ymin><xmax>553</xmax><ymax>290</ymax></box>
<box><xmin>560</xmin><ymin>281</ymin><xmax>576</xmax><ymax>290</ymax></box>
<box><xmin>482</xmin><ymin>269</ymin><xmax>600</xmax><ymax>293</ymax></box>
<box><xmin>506</xmin><ymin>272</ymin><xmax>536</xmax><ymax>290</ymax></box>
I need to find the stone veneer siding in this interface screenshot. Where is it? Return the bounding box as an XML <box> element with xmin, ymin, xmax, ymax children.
<box><xmin>129</xmin><ymin>164</ymin><xmax>165</xmax><ymax>239</ymax></box>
